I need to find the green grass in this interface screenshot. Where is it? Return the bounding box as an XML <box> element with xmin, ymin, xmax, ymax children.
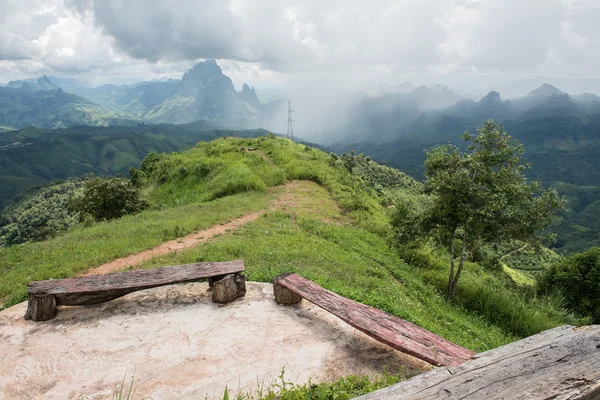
<box><xmin>0</xmin><ymin>191</ymin><xmax>271</xmax><ymax>308</ymax></box>
<box><xmin>502</xmin><ymin>263</ymin><xmax>535</xmax><ymax>286</ymax></box>
<box><xmin>137</xmin><ymin>204</ymin><xmax>512</xmax><ymax>351</ymax></box>
<box><xmin>1</xmin><ymin>136</ymin><xmax>579</xmax><ymax>355</ymax></box>
<box><xmin>408</xmin><ymin>244</ymin><xmax>580</xmax><ymax>338</ymax></box>
<box><xmin>218</xmin><ymin>370</ymin><xmax>406</xmax><ymax>400</ymax></box>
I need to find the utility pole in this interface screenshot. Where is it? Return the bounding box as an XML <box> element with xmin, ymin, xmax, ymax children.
<box><xmin>285</xmin><ymin>100</ymin><xmax>295</xmax><ymax>141</ymax></box>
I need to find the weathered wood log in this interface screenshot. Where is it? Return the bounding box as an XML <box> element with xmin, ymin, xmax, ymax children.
<box><xmin>273</xmin><ymin>274</ymin><xmax>302</xmax><ymax>305</ymax></box>
<box><xmin>25</xmin><ymin>260</ymin><xmax>245</xmax><ymax>320</ymax></box>
<box><xmin>211</xmin><ymin>273</ymin><xmax>246</xmax><ymax>303</ymax></box>
<box><xmin>208</xmin><ymin>275</ymin><xmax>226</xmax><ymax>288</ymax></box>
<box><xmin>355</xmin><ymin>325</ymin><xmax>600</xmax><ymax>400</ymax></box>
<box><xmin>24</xmin><ymin>294</ymin><xmax>57</xmax><ymax>321</ymax></box>
<box><xmin>274</xmin><ymin>273</ymin><xmax>474</xmax><ymax>367</ymax></box>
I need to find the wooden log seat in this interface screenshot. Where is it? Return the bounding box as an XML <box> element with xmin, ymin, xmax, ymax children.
<box><xmin>355</xmin><ymin>325</ymin><xmax>600</xmax><ymax>400</ymax></box>
<box><xmin>25</xmin><ymin>260</ymin><xmax>246</xmax><ymax>321</ymax></box>
<box><xmin>272</xmin><ymin>273</ymin><xmax>475</xmax><ymax>367</ymax></box>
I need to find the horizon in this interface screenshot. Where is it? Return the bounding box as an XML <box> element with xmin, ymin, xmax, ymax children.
<box><xmin>2</xmin><ymin>1</ymin><xmax>599</xmax><ymax>98</ymax></box>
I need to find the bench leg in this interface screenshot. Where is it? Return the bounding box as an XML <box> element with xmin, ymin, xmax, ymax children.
<box><xmin>212</xmin><ymin>273</ymin><xmax>246</xmax><ymax>303</ymax></box>
<box><xmin>208</xmin><ymin>275</ymin><xmax>225</xmax><ymax>289</ymax></box>
<box><xmin>24</xmin><ymin>294</ymin><xmax>57</xmax><ymax>321</ymax></box>
<box><xmin>273</xmin><ymin>274</ymin><xmax>302</xmax><ymax>305</ymax></box>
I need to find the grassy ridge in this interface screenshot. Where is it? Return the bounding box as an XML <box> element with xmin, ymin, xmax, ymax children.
<box><xmin>0</xmin><ymin>137</ymin><xmax>579</xmax><ymax>353</ymax></box>
<box><xmin>0</xmin><ymin>192</ymin><xmax>270</xmax><ymax>307</ymax></box>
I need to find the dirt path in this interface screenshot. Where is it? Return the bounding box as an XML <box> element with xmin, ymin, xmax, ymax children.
<box><xmin>82</xmin><ymin>181</ymin><xmax>304</xmax><ymax>276</ymax></box>
<box><xmin>82</xmin><ymin>210</ymin><xmax>267</xmax><ymax>276</ymax></box>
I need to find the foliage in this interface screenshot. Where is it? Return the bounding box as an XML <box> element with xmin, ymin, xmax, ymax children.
<box><xmin>538</xmin><ymin>247</ymin><xmax>600</xmax><ymax>323</ymax></box>
<box><xmin>0</xmin><ymin>179</ymin><xmax>85</xmax><ymax>246</ymax></box>
<box><xmin>69</xmin><ymin>177</ymin><xmax>149</xmax><ymax>221</ymax></box>
<box><xmin>0</xmin><ymin>191</ymin><xmax>270</xmax><ymax>308</ymax></box>
<box><xmin>226</xmin><ymin>369</ymin><xmax>406</xmax><ymax>400</ymax></box>
<box><xmin>0</xmin><ymin>122</ymin><xmax>269</xmax><ymax>209</ymax></box>
<box><xmin>1</xmin><ymin>136</ymin><xmax>579</xmax><ymax>358</ymax></box>
<box><xmin>417</xmin><ymin>120</ymin><xmax>565</xmax><ymax>297</ymax></box>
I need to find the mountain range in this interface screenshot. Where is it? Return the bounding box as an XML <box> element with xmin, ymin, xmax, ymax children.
<box><xmin>1</xmin><ymin>60</ymin><xmax>264</xmax><ymax>131</ymax></box>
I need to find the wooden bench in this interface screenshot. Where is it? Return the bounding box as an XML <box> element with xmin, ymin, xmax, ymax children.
<box><xmin>355</xmin><ymin>325</ymin><xmax>600</xmax><ymax>399</ymax></box>
<box><xmin>25</xmin><ymin>260</ymin><xmax>246</xmax><ymax>321</ymax></box>
<box><xmin>272</xmin><ymin>273</ymin><xmax>475</xmax><ymax>367</ymax></box>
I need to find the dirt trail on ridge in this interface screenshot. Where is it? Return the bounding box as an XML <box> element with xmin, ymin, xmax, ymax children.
<box><xmin>82</xmin><ymin>181</ymin><xmax>302</xmax><ymax>276</ymax></box>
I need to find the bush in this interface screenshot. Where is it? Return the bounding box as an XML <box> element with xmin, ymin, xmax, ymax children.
<box><xmin>69</xmin><ymin>177</ymin><xmax>148</xmax><ymax>221</ymax></box>
<box><xmin>538</xmin><ymin>247</ymin><xmax>600</xmax><ymax>323</ymax></box>
<box><xmin>0</xmin><ymin>179</ymin><xmax>85</xmax><ymax>246</ymax></box>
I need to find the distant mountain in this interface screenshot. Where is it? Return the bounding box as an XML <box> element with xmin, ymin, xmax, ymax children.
<box><xmin>2</xmin><ymin>61</ymin><xmax>264</xmax><ymax>130</ymax></box>
<box><xmin>0</xmin><ymin>85</ymin><xmax>129</xmax><ymax>130</ymax></box>
<box><xmin>330</xmin><ymin>84</ymin><xmax>463</xmax><ymax>143</ymax></box>
<box><xmin>76</xmin><ymin>60</ymin><xmax>263</xmax><ymax>127</ymax></box>
<box><xmin>0</xmin><ymin>121</ymin><xmax>272</xmax><ymax>209</ymax></box>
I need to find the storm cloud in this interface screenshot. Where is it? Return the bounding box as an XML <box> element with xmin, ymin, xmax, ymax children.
<box><xmin>0</xmin><ymin>0</ymin><xmax>599</xmax><ymax>87</ymax></box>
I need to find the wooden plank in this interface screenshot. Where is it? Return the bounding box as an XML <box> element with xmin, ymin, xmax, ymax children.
<box><xmin>27</xmin><ymin>260</ymin><xmax>245</xmax><ymax>306</ymax></box>
<box><xmin>355</xmin><ymin>325</ymin><xmax>600</xmax><ymax>400</ymax></box>
<box><xmin>274</xmin><ymin>273</ymin><xmax>475</xmax><ymax>367</ymax></box>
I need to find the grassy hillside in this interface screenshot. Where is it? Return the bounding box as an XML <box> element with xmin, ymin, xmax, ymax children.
<box><xmin>0</xmin><ymin>86</ymin><xmax>128</xmax><ymax>130</ymax></box>
<box><xmin>0</xmin><ymin>122</ymin><xmax>270</xmax><ymax>209</ymax></box>
<box><xmin>1</xmin><ymin>137</ymin><xmax>581</xmax><ymax>360</ymax></box>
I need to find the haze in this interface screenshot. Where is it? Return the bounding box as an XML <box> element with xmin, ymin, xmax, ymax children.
<box><xmin>1</xmin><ymin>0</ymin><xmax>599</xmax><ymax>94</ymax></box>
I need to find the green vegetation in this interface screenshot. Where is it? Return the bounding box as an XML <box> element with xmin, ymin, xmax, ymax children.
<box><xmin>219</xmin><ymin>370</ymin><xmax>405</xmax><ymax>400</ymax></box>
<box><xmin>397</xmin><ymin>121</ymin><xmax>564</xmax><ymax>297</ymax></box>
<box><xmin>1</xmin><ymin>135</ymin><xmax>586</xmax><ymax>397</ymax></box>
<box><xmin>0</xmin><ymin>122</ymin><xmax>270</xmax><ymax>209</ymax></box>
<box><xmin>0</xmin><ymin>86</ymin><xmax>127</xmax><ymax>131</ymax></box>
<box><xmin>539</xmin><ymin>247</ymin><xmax>600</xmax><ymax>323</ymax></box>
<box><xmin>69</xmin><ymin>177</ymin><xmax>148</xmax><ymax>221</ymax></box>
<box><xmin>0</xmin><ymin>179</ymin><xmax>84</xmax><ymax>246</ymax></box>
<box><xmin>0</xmin><ymin>191</ymin><xmax>271</xmax><ymax>308</ymax></box>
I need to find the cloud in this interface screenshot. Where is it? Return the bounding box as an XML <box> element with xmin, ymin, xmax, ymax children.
<box><xmin>0</xmin><ymin>0</ymin><xmax>599</xmax><ymax>85</ymax></box>
<box><xmin>0</xmin><ymin>32</ymin><xmax>40</xmax><ymax>60</ymax></box>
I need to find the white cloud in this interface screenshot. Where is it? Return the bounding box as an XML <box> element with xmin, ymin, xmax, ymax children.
<box><xmin>0</xmin><ymin>0</ymin><xmax>598</xmax><ymax>85</ymax></box>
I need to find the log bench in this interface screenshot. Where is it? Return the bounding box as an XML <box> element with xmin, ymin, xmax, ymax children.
<box><xmin>355</xmin><ymin>325</ymin><xmax>600</xmax><ymax>399</ymax></box>
<box><xmin>25</xmin><ymin>260</ymin><xmax>246</xmax><ymax>321</ymax></box>
<box><xmin>272</xmin><ymin>273</ymin><xmax>475</xmax><ymax>367</ymax></box>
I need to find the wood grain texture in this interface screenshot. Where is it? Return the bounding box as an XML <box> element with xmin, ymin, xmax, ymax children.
<box><xmin>274</xmin><ymin>273</ymin><xmax>475</xmax><ymax>367</ymax></box>
<box><xmin>212</xmin><ymin>273</ymin><xmax>246</xmax><ymax>303</ymax></box>
<box><xmin>24</xmin><ymin>294</ymin><xmax>56</xmax><ymax>321</ymax></box>
<box><xmin>27</xmin><ymin>260</ymin><xmax>245</xmax><ymax>306</ymax></box>
<box><xmin>355</xmin><ymin>325</ymin><xmax>600</xmax><ymax>400</ymax></box>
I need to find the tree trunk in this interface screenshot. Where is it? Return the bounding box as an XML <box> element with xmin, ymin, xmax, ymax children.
<box><xmin>448</xmin><ymin>230</ymin><xmax>456</xmax><ymax>296</ymax></box>
<box><xmin>450</xmin><ymin>231</ymin><xmax>468</xmax><ymax>298</ymax></box>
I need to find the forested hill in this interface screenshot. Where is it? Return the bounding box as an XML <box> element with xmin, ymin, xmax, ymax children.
<box><xmin>0</xmin><ymin>122</ymin><xmax>270</xmax><ymax>209</ymax></box>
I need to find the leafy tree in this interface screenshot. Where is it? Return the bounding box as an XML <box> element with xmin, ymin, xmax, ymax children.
<box><xmin>538</xmin><ymin>247</ymin><xmax>600</xmax><ymax>323</ymax></box>
<box><xmin>418</xmin><ymin>120</ymin><xmax>565</xmax><ymax>297</ymax></box>
<box><xmin>69</xmin><ymin>177</ymin><xmax>148</xmax><ymax>221</ymax></box>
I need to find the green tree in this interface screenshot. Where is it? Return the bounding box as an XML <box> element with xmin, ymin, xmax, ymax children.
<box><xmin>421</xmin><ymin>120</ymin><xmax>564</xmax><ymax>297</ymax></box>
<box><xmin>538</xmin><ymin>247</ymin><xmax>600</xmax><ymax>323</ymax></box>
<box><xmin>69</xmin><ymin>177</ymin><xmax>148</xmax><ymax>221</ymax></box>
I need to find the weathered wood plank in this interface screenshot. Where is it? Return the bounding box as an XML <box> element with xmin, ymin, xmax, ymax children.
<box><xmin>274</xmin><ymin>273</ymin><xmax>475</xmax><ymax>367</ymax></box>
<box><xmin>355</xmin><ymin>325</ymin><xmax>600</xmax><ymax>400</ymax></box>
<box><xmin>27</xmin><ymin>260</ymin><xmax>245</xmax><ymax>306</ymax></box>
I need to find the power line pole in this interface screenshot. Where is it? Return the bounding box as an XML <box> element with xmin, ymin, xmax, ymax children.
<box><xmin>285</xmin><ymin>100</ymin><xmax>295</xmax><ymax>141</ymax></box>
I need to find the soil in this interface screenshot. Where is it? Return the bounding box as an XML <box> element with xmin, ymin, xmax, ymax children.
<box><xmin>0</xmin><ymin>283</ymin><xmax>429</xmax><ymax>399</ymax></box>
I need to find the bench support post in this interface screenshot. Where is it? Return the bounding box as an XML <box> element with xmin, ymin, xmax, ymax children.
<box><xmin>273</xmin><ymin>274</ymin><xmax>302</xmax><ymax>305</ymax></box>
<box><xmin>212</xmin><ymin>273</ymin><xmax>246</xmax><ymax>303</ymax></box>
<box><xmin>24</xmin><ymin>294</ymin><xmax>57</xmax><ymax>321</ymax></box>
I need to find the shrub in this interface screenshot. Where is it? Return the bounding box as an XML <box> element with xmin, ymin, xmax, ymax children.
<box><xmin>0</xmin><ymin>179</ymin><xmax>85</xmax><ymax>246</ymax></box>
<box><xmin>69</xmin><ymin>177</ymin><xmax>149</xmax><ymax>221</ymax></box>
<box><xmin>538</xmin><ymin>247</ymin><xmax>600</xmax><ymax>323</ymax></box>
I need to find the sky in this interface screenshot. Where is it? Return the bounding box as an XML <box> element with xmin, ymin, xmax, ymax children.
<box><xmin>1</xmin><ymin>0</ymin><xmax>599</xmax><ymax>94</ymax></box>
